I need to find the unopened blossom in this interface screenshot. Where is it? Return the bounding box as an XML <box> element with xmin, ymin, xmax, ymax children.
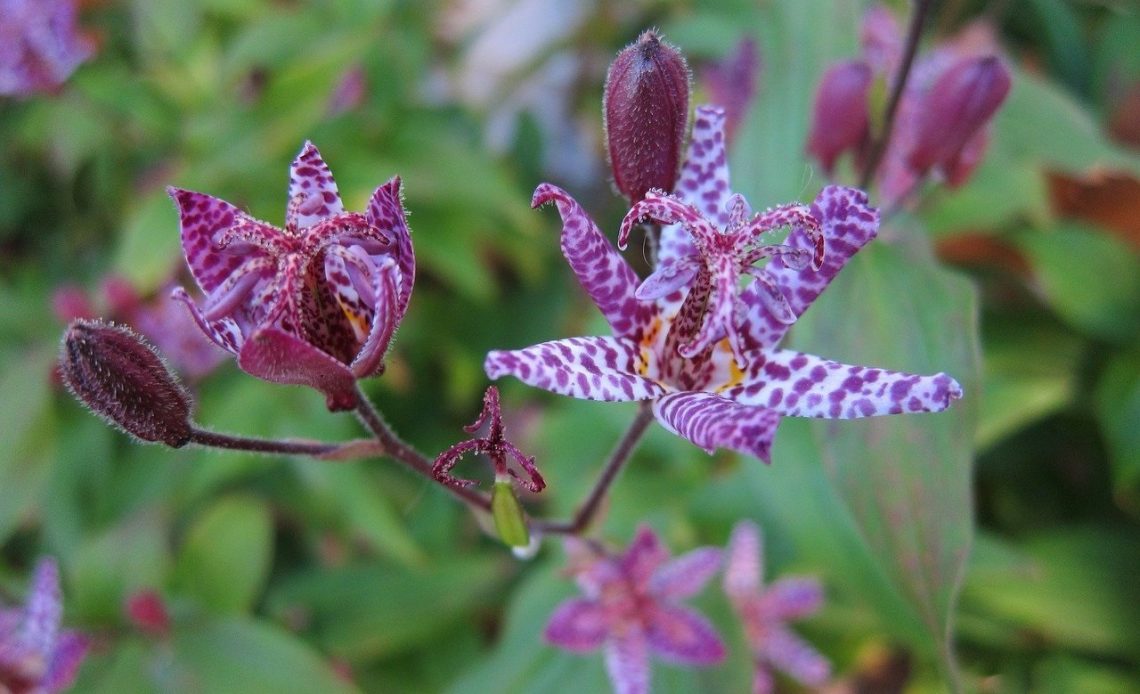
<box><xmin>0</xmin><ymin>558</ymin><xmax>88</xmax><ymax>693</ymax></box>
<box><xmin>604</xmin><ymin>30</ymin><xmax>691</xmax><ymax>204</ymax></box>
<box><xmin>723</xmin><ymin>521</ymin><xmax>829</xmax><ymax>694</ymax></box>
<box><xmin>171</xmin><ymin>142</ymin><xmax>415</xmax><ymax>411</ymax></box>
<box><xmin>0</xmin><ymin>0</ymin><xmax>94</xmax><ymax>97</ymax></box>
<box><xmin>487</xmin><ymin>106</ymin><xmax>962</xmax><ymax>462</ymax></box>
<box><xmin>52</xmin><ymin>275</ymin><xmax>225</xmax><ymax>381</ymax></box>
<box><xmin>545</xmin><ymin>526</ymin><xmax>725</xmax><ymax>694</ymax></box>
<box><xmin>805</xmin><ymin>4</ymin><xmax>1011</xmax><ymax>205</ymax></box>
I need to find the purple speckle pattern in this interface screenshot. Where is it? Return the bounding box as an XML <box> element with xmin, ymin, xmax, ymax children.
<box><xmin>172</xmin><ymin>142</ymin><xmax>413</xmax><ymax>410</ymax></box>
<box><xmin>486</xmin><ymin>105</ymin><xmax>963</xmax><ymax>460</ymax></box>
<box><xmin>653</xmin><ymin>392</ymin><xmax>781</xmax><ymax>463</ymax></box>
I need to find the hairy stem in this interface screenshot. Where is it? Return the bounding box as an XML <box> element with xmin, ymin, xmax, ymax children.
<box><xmin>533</xmin><ymin>402</ymin><xmax>655</xmax><ymax>536</ymax></box>
<box><xmin>858</xmin><ymin>0</ymin><xmax>933</xmax><ymax>190</ymax></box>
<box><xmin>353</xmin><ymin>384</ymin><xmax>493</xmax><ymax>512</ymax></box>
<box><xmin>188</xmin><ymin>427</ymin><xmax>374</xmax><ymax>458</ymax></box>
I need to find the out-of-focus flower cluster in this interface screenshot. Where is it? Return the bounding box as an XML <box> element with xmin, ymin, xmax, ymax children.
<box><xmin>806</xmin><ymin>4</ymin><xmax>1011</xmax><ymax>206</ymax></box>
<box><xmin>545</xmin><ymin>522</ymin><xmax>827</xmax><ymax>694</ymax></box>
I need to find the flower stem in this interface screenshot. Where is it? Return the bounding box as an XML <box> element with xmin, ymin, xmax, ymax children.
<box><xmin>352</xmin><ymin>384</ymin><xmax>493</xmax><ymax>513</ymax></box>
<box><xmin>533</xmin><ymin>402</ymin><xmax>655</xmax><ymax>536</ymax></box>
<box><xmin>187</xmin><ymin>427</ymin><xmax>373</xmax><ymax>458</ymax></box>
<box><xmin>858</xmin><ymin>0</ymin><xmax>933</xmax><ymax>190</ymax></box>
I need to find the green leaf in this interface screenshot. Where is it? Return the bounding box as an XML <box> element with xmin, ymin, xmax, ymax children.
<box><xmin>788</xmin><ymin>230</ymin><xmax>981</xmax><ymax>684</ymax></box>
<box><xmin>172</xmin><ymin>495</ymin><xmax>273</xmax><ymax>614</ymax></box>
<box><xmin>1017</xmin><ymin>223</ymin><xmax>1140</xmax><ymax>343</ymax></box>
<box><xmin>267</xmin><ymin>556</ymin><xmax>506</xmax><ymax>660</ymax></box>
<box><xmin>171</xmin><ymin>616</ymin><xmax>358</xmax><ymax>693</ymax></box>
<box><xmin>994</xmin><ymin>68</ymin><xmax>1140</xmax><ymax>176</ymax></box>
<box><xmin>1096</xmin><ymin>348</ymin><xmax>1140</xmax><ymax>490</ymax></box>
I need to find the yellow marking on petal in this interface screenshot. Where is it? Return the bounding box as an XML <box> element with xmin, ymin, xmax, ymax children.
<box><xmin>714</xmin><ymin>338</ymin><xmax>745</xmax><ymax>393</ymax></box>
<box><xmin>636</xmin><ymin>316</ymin><xmax>663</xmax><ymax>377</ymax></box>
<box><xmin>337</xmin><ymin>301</ymin><xmax>371</xmax><ymax>342</ymax></box>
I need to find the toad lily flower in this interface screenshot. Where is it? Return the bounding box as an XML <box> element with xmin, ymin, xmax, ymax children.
<box><xmin>723</xmin><ymin>521</ymin><xmax>830</xmax><ymax>694</ymax></box>
<box><xmin>486</xmin><ymin>106</ymin><xmax>961</xmax><ymax>462</ymax></box>
<box><xmin>171</xmin><ymin>142</ymin><xmax>414</xmax><ymax>411</ymax></box>
<box><xmin>545</xmin><ymin>525</ymin><xmax>725</xmax><ymax>694</ymax></box>
<box><xmin>0</xmin><ymin>558</ymin><xmax>88</xmax><ymax>693</ymax></box>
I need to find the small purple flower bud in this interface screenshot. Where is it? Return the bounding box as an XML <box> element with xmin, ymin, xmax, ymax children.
<box><xmin>806</xmin><ymin>60</ymin><xmax>873</xmax><ymax>175</ymax></box>
<box><xmin>604</xmin><ymin>30</ymin><xmax>691</xmax><ymax>204</ymax></box>
<box><xmin>907</xmin><ymin>55</ymin><xmax>1011</xmax><ymax>175</ymax></box>
<box><xmin>59</xmin><ymin>319</ymin><xmax>193</xmax><ymax>447</ymax></box>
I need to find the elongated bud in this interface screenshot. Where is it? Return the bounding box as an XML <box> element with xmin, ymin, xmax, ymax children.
<box><xmin>604</xmin><ymin>30</ymin><xmax>690</xmax><ymax>203</ymax></box>
<box><xmin>805</xmin><ymin>60</ymin><xmax>873</xmax><ymax>175</ymax></box>
<box><xmin>908</xmin><ymin>55</ymin><xmax>1011</xmax><ymax>175</ymax></box>
<box><xmin>491</xmin><ymin>478</ymin><xmax>530</xmax><ymax>549</ymax></box>
<box><xmin>60</xmin><ymin>320</ymin><xmax>193</xmax><ymax>447</ymax></box>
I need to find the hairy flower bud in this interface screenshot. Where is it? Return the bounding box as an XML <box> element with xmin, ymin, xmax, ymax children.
<box><xmin>805</xmin><ymin>60</ymin><xmax>873</xmax><ymax>175</ymax></box>
<box><xmin>908</xmin><ymin>55</ymin><xmax>1011</xmax><ymax>175</ymax></box>
<box><xmin>604</xmin><ymin>30</ymin><xmax>691</xmax><ymax>203</ymax></box>
<box><xmin>60</xmin><ymin>320</ymin><xmax>193</xmax><ymax>447</ymax></box>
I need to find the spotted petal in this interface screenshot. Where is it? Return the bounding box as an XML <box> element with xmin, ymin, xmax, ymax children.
<box><xmin>620</xmin><ymin>525</ymin><xmax>669</xmax><ymax>587</ymax></box>
<box><xmin>673</xmin><ymin>106</ymin><xmax>734</xmax><ymax>226</ymax></box>
<box><xmin>650</xmin><ymin>547</ymin><xmax>722</xmax><ymax>600</ymax></box>
<box><xmin>544</xmin><ymin>598</ymin><xmax>609</xmax><ymax>652</ymax></box>
<box><xmin>645</xmin><ymin>604</ymin><xmax>726</xmax><ymax>665</ymax></box>
<box><xmin>170</xmin><ymin>187</ymin><xmax>279</xmax><ymax>295</ymax></box>
<box><xmin>760</xmin><ymin>577</ymin><xmax>825</xmax><ymax>621</ymax></box>
<box><xmin>604</xmin><ymin>631</ymin><xmax>651</xmax><ymax>694</ymax></box>
<box><xmin>287</xmin><ymin>142</ymin><xmax>345</xmax><ymax>231</ymax></box>
<box><xmin>532</xmin><ymin>184</ymin><xmax>652</xmax><ymax>339</ymax></box>
<box><xmin>485</xmin><ymin>337</ymin><xmax>667</xmax><ymax>402</ymax></box>
<box><xmin>367</xmin><ymin>177</ymin><xmax>415</xmax><ymax>318</ymax></box>
<box><xmin>758</xmin><ymin>625</ymin><xmax>831</xmax><ymax>687</ymax></box>
<box><xmin>741</xmin><ymin>185</ymin><xmax>880</xmax><ymax>349</ymax></box>
<box><xmin>724</xmin><ymin>520</ymin><xmax>763</xmax><ymax>602</ymax></box>
<box><xmin>653</xmin><ymin>391</ymin><xmax>781</xmax><ymax>463</ymax></box>
<box><xmin>347</xmin><ymin>257</ymin><xmax>400</xmax><ymax>378</ymax></box>
<box><xmin>726</xmin><ymin>348</ymin><xmax>963</xmax><ymax>419</ymax></box>
<box><xmin>237</xmin><ymin>326</ymin><xmax>358</xmax><ymax>411</ymax></box>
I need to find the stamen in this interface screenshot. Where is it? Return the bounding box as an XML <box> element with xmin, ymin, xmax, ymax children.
<box><xmin>726</xmin><ymin>194</ymin><xmax>751</xmax><ymax>229</ymax></box>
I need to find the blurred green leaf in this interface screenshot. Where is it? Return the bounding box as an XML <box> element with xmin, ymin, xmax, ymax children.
<box><xmin>976</xmin><ymin>320</ymin><xmax>1081</xmax><ymax>451</ymax></box>
<box><xmin>789</xmin><ymin>229</ymin><xmax>980</xmax><ymax>684</ymax></box>
<box><xmin>71</xmin><ymin>510</ymin><xmax>171</xmax><ymax>622</ymax></box>
<box><xmin>0</xmin><ymin>349</ymin><xmax>56</xmax><ymax>544</ymax></box>
<box><xmin>172</xmin><ymin>615</ymin><xmax>358</xmax><ymax>693</ymax></box>
<box><xmin>267</xmin><ymin>556</ymin><xmax>507</xmax><ymax>660</ymax></box>
<box><xmin>995</xmin><ymin>67</ymin><xmax>1140</xmax><ymax>176</ymax></box>
<box><xmin>1017</xmin><ymin>223</ymin><xmax>1140</xmax><ymax>343</ymax></box>
<box><xmin>1034</xmin><ymin>655</ymin><xmax>1140</xmax><ymax>694</ymax></box>
<box><xmin>172</xmin><ymin>495</ymin><xmax>273</xmax><ymax>614</ymax></box>
<box><xmin>1096</xmin><ymin>348</ymin><xmax>1140</xmax><ymax>490</ymax></box>
<box><xmin>962</xmin><ymin>529</ymin><xmax>1140</xmax><ymax>658</ymax></box>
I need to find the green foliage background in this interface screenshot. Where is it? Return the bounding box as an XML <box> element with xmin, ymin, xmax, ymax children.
<box><xmin>2</xmin><ymin>0</ymin><xmax>1139</xmax><ymax>692</ymax></box>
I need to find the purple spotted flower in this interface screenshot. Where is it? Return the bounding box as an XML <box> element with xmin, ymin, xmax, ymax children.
<box><xmin>545</xmin><ymin>526</ymin><xmax>725</xmax><ymax>694</ymax></box>
<box><xmin>0</xmin><ymin>558</ymin><xmax>88</xmax><ymax>693</ymax></box>
<box><xmin>723</xmin><ymin>521</ymin><xmax>829</xmax><ymax>694</ymax></box>
<box><xmin>486</xmin><ymin>105</ymin><xmax>962</xmax><ymax>462</ymax></box>
<box><xmin>171</xmin><ymin>142</ymin><xmax>414</xmax><ymax>411</ymax></box>
<box><xmin>0</xmin><ymin>0</ymin><xmax>94</xmax><ymax>98</ymax></box>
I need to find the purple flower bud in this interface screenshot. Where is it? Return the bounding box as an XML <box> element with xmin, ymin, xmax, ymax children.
<box><xmin>805</xmin><ymin>60</ymin><xmax>873</xmax><ymax>175</ymax></box>
<box><xmin>907</xmin><ymin>55</ymin><xmax>1011</xmax><ymax>175</ymax></box>
<box><xmin>59</xmin><ymin>320</ymin><xmax>193</xmax><ymax>447</ymax></box>
<box><xmin>604</xmin><ymin>30</ymin><xmax>691</xmax><ymax>204</ymax></box>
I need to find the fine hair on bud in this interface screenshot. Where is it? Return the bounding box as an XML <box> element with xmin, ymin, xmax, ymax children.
<box><xmin>60</xmin><ymin>319</ymin><xmax>193</xmax><ymax>447</ymax></box>
<box><xmin>604</xmin><ymin>29</ymin><xmax>691</xmax><ymax>204</ymax></box>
